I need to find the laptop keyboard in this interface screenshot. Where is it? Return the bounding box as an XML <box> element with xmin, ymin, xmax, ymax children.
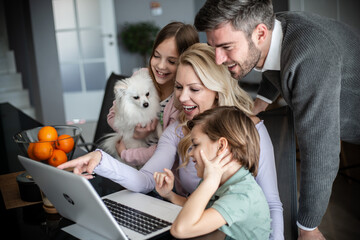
<box><xmin>103</xmin><ymin>198</ymin><xmax>172</xmax><ymax>235</ymax></box>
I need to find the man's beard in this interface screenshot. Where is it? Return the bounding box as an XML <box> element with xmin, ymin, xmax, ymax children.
<box><xmin>231</xmin><ymin>39</ymin><xmax>261</xmax><ymax>80</ymax></box>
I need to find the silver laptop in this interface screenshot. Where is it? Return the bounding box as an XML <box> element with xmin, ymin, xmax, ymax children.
<box><xmin>18</xmin><ymin>155</ymin><xmax>182</xmax><ymax>240</ymax></box>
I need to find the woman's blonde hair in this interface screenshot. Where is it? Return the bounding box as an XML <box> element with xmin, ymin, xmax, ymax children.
<box><xmin>187</xmin><ymin>106</ymin><xmax>260</xmax><ymax>176</ymax></box>
<box><xmin>176</xmin><ymin>43</ymin><xmax>254</xmax><ymax>166</ymax></box>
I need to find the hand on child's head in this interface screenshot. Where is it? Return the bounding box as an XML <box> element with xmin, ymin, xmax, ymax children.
<box><xmin>217</xmin><ymin>147</ymin><xmax>229</xmax><ymax>158</ymax></box>
<box><xmin>199</xmin><ymin>148</ymin><xmax>228</xmax><ymax>162</ymax></box>
<box><xmin>200</xmin><ymin>150</ymin><xmax>221</xmax><ymax>184</ymax></box>
<box><xmin>200</xmin><ymin>148</ymin><xmax>237</xmax><ymax>181</ymax></box>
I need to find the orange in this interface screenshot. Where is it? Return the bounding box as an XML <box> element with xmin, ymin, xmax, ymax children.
<box><xmin>27</xmin><ymin>142</ymin><xmax>38</xmax><ymax>160</ymax></box>
<box><xmin>33</xmin><ymin>142</ymin><xmax>54</xmax><ymax>161</ymax></box>
<box><xmin>56</xmin><ymin>134</ymin><xmax>74</xmax><ymax>153</ymax></box>
<box><xmin>38</xmin><ymin>126</ymin><xmax>58</xmax><ymax>142</ymax></box>
<box><xmin>48</xmin><ymin>149</ymin><xmax>68</xmax><ymax>167</ymax></box>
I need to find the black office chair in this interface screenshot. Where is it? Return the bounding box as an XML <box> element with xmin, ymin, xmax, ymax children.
<box><xmin>78</xmin><ymin>72</ymin><xmax>129</xmax><ymax>152</ymax></box>
<box><xmin>258</xmin><ymin>106</ymin><xmax>298</xmax><ymax>240</ymax></box>
<box><xmin>339</xmin><ymin>141</ymin><xmax>360</xmax><ymax>183</ymax></box>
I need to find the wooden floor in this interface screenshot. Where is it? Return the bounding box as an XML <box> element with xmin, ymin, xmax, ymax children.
<box><xmin>320</xmin><ymin>173</ymin><xmax>360</xmax><ymax>239</ymax></box>
<box><xmin>296</xmin><ymin>160</ymin><xmax>360</xmax><ymax>239</ymax></box>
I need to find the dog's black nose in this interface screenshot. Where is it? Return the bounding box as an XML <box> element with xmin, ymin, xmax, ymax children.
<box><xmin>143</xmin><ymin>102</ymin><xmax>149</xmax><ymax>108</ymax></box>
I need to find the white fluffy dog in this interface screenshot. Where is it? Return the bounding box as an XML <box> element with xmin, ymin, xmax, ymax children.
<box><xmin>101</xmin><ymin>69</ymin><xmax>162</xmax><ymax>167</ymax></box>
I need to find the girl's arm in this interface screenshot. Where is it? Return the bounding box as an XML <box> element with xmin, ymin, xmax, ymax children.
<box><xmin>171</xmin><ymin>178</ymin><xmax>226</xmax><ymax>239</ymax></box>
<box><xmin>154</xmin><ymin>168</ymin><xmax>187</xmax><ymax>206</ymax></box>
<box><xmin>171</xmin><ymin>150</ymin><xmax>232</xmax><ymax>238</ymax></box>
<box><xmin>119</xmin><ymin>142</ymin><xmax>157</xmax><ymax>166</ymax></box>
<box><xmin>164</xmin><ymin>191</ymin><xmax>186</xmax><ymax>206</ymax></box>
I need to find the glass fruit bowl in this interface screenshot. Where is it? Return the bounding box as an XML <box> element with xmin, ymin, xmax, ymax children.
<box><xmin>13</xmin><ymin>125</ymin><xmax>82</xmax><ymax>166</ymax></box>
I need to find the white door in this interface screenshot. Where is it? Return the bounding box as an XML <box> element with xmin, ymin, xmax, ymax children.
<box><xmin>52</xmin><ymin>0</ymin><xmax>120</xmax><ymax>123</ymax></box>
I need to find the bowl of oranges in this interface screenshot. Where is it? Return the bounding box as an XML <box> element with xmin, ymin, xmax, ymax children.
<box><xmin>13</xmin><ymin>125</ymin><xmax>82</xmax><ymax>167</ymax></box>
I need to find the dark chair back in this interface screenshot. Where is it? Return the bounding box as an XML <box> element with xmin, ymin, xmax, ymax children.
<box><xmin>92</xmin><ymin>72</ymin><xmax>130</xmax><ymax>151</ymax></box>
<box><xmin>258</xmin><ymin>106</ymin><xmax>298</xmax><ymax>240</ymax></box>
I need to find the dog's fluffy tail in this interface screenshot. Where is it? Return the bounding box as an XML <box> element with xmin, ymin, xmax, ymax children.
<box><xmin>98</xmin><ymin>133</ymin><xmax>122</xmax><ymax>159</ymax></box>
<box><xmin>97</xmin><ymin>133</ymin><xmax>144</xmax><ymax>170</ymax></box>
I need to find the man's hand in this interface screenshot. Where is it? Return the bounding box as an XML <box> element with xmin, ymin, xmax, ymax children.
<box><xmin>298</xmin><ymin>228</ymin><xmax>326</xmax><ymax>240</ymax></box>
<box><xmin>252</xmin><ymin>98</ymin><xmax>269</xmax><ymax>115</ymax></box>
<box><xmin>133</xmin><ymin>118</ymin><xmax>159</xmax><ymax>139</ymax></box>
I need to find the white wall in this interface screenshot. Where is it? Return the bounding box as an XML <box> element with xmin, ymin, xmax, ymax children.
<box><xmin>29</xmin><ymin>0</ymin><xmax>65</xmax><ymax>125</ymax></box>
<box><xmin>114</xmin><ymin>0</ymin><xmax>196</xmax><ymax>76</ymax></box>
<box><xmin>21</xmin><ymin>0</ymin><xmax>360</xmax><ymax>125</ymax></box>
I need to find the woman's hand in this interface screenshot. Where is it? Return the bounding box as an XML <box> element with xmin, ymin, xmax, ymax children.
<box><xmin>57</xmin><ymin>151</ymin><xmax>102</xmax><ymax>179</ymax></box>
<box><xmin>133</xmin><ymin>118</ymin><xmax>159</xmax><ymax>139</ymax></box>
<box><xmin>154</xmin><ymin>168</ymin><xmax>175</xmax><ymax>199</ymax></box>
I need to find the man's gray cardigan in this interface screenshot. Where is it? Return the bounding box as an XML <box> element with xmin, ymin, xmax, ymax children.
<box><xmin>258</xmin><ymin>11</ymin><xmax>360</xmax><ymax>228</ymax></box>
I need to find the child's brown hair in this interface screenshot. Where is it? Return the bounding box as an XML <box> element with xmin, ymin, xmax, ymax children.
<box><xmin>187</xmin><ymin>106</ymin><xmax>260</xmax><ymax>176</ymax></box>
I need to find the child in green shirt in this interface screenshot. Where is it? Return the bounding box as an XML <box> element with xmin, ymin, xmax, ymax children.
<box><xmin>154</xmin><ymin>106</ymin><xmax>271</xmax><ymax>239</ymax></box>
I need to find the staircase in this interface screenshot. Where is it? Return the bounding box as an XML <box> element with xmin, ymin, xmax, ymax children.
<box><xmin>0</xmin><ymin>2</ymin><xmax>36</xmax><ymax>119</ymax></box>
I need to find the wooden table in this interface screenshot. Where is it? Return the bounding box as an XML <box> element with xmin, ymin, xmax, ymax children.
<box><xmin>0</xmin><ymin>171</ymin><xmax>42</xmax><ymax>209</ymax></box>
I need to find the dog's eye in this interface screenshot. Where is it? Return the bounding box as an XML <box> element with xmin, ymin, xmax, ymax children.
<box><xmin>133</xmin><ymin>96</ymin><xmax>139</xmax><ymax>100</ymax></box>
<box><xmin>146</xmin><ymin>92</ymin><xmax>149</xmax><ymax>97</ymax></box>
